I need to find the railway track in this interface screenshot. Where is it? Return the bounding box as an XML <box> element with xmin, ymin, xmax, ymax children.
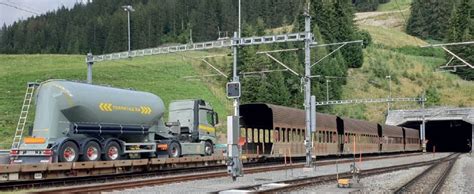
<box><xmin>394</xmin><ymin>153</ymin><xmax>460</xmax><ymax>194</ymax></box>
<box><xmin>215</xmin><ymin>153</ymin><xmax>458</xmax><ymax>193</ymax></box>
<box><xmin>16</xmin><ymin>153</ymin><xmax>421</xmax><ymax>193</ymax></box>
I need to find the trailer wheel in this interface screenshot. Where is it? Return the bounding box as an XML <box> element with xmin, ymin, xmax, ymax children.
<box><xmin>80</xmin><ymin>141</ymin><xmax>101</xmax><ymax>161</ymax></box>
<box><xmin>103</xmin><ymin>141</ymin><xmax>122</xmax><ymax>161</ymax></box>
<box><xmin>169</xmin><ymin>142</ymin><xmax>181</xmax><ymax>158</ymax></box>
<box><xmin>58</xmin><ymin>141</ymin><xmax>79</xmax><ymax>162</ymax></box>
<box><xmin>204</xmin><ymin>141</ymin><xmax>213</xmax><ymax>156</ymax></box>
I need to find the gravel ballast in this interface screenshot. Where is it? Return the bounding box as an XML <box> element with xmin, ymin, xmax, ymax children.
<box><xmin>440</xmin><ymin>153</ymin><xmax>473</xmax><ymax>193</ymax></box>
<box><xmin>297</xmin><ymin>166</ymin><xmax>428</xmax><ymax>193</ymax></box>
<box><xmin>112</xmin><ymin>153</ymin><xmax>451</xmax><ymax>193</ymax></box>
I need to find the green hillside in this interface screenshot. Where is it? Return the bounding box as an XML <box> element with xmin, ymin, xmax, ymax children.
<box><xmin>333</xmin><ymin>5</ymin><xmax>474</xmax><ymax>123</ymax></box>
<box><xmin>0</xmin><ymin>52</ymin><xmax>232</xmax><ymax>148</ymax></box>
<box><xmin>1</xmin><ymin>0</ymin><xmax>473</xmax><ymax>148</ymax></box>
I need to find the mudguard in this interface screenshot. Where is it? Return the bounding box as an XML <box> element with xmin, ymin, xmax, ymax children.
<box><xmin>50</xmin><ymin>137</ymin><xmax>79</xmax><ymax>163</ymax></box>
<box><xmin>156</xmin><ymin>139</ymin><xmax>180</xmax><ymax>157</ymax></box>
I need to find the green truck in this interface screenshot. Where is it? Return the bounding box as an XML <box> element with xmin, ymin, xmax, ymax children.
<box><xmin>10</xmin><ymin>80</ymin><xmax>218</xmax><ymax>163</ymax></box>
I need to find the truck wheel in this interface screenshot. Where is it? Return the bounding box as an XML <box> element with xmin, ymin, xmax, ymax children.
<box><xmin>103</xmin><ymin>142</ymin><xmax>122</xmax><ymax>161</ymax></box>
<box><xmin>204</xmin><ymin>141</ymin><xmax>213</xmax><ymax>156</ymax></box>
<box><xmin>80</xmin><ymin>141</ymin><xmax>101</xmax><ymax>161</ymax></box>
<box><xmin>59</xmin><ymin>141</ymin><xmax>79</xmax><ymax>162</ymax></box>
<box><xmin>169</xmin><ymin>142</ymin><xmax>181</xmax><ymax>158</ymax></box>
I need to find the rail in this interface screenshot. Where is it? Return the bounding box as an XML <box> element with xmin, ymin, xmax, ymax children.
<box><xmin>394</xmin><ymin>153</ymin><xmax>460</xmax><ymax>193</ymax></box>
<box><xmin>3</xmin><ymin>153</ymin><xmax>422</xmax><ymax>192</ymax></box>
<box><xmin>216</xmin><ymin>153</ymin><xmax>457</xmax><ymax>193</ymax></box>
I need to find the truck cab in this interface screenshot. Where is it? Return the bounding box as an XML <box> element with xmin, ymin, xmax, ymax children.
<box><xmin>168</xmin><ymin>99</ymin><xmax>218</xmax><ymax>143</ymax></box>
<box><xmin>157</xmin><ymin>99</ymin><xmax>218</xmax><ymax>157</ymax></box>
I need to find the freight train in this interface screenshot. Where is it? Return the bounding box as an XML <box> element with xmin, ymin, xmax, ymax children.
<box><xmin>10</xmin><ymin>80</ymin><xmax>219</xmax><ymax>164</ymax></box>
<box><xmin>239</xmin><ymin>103</ymin><xmax>421</xmax><ymax>157</ymax></box>
<box><xmin>10</xmin><ymin>80</ymin><xmax>420</xmax><ymax>164</ymax></box>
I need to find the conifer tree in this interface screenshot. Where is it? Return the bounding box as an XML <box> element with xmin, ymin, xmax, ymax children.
<box><xmin>445</xmin><ymin>0</ymin><xmax>474</xmax><ymax>80</ymax></box>
<box><xmin>407</xmin><ymin>0</ymin><xmax>455</xmax><ymax>40</ymax></box>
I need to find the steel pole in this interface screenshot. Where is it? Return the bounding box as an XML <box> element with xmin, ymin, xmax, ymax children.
<box><xmin>87</xmin><ymin>63</ymin><xmax>92</xmax><ymax>84</ymax></box>
<box><xmin>421</xmin><ymin>92</ymin><xmax>426</xmax><ymax>153</ymax></box>
<box><xmin>386</xmin><ymin>76</ymin><xmax>391</xmax><ymax>111</ymax></box>
<box><xmin>127</xmin><ymin>10</ymin><xmax>131</xmax><ymax>53</ymax></box>
<box><xmin>233</xmin><ymin>33</ymin><xmax>239</xmax><ymax>117</ymax></box>
<box><xmin>238</xmin><ymin>0</ymin><xmax>241</xmax><ymax>38</ymax></box>
<box><xmin>227</xmin><ymin>31</ymin><xmax>242</xmax><ymax>181</ymax></box>
<box><xmin>86</xmin><ymin>52</ymin><xmax>93</xmax><ymax>84</ymax></box>
<box><xmin>304</xmin><ymin>9</ymin><xmax>313</xmax><ymax>168</ymax></box>
<box><xmin>326</xmin><ymin>80</ymin><xmax>329</xmax><ymax>102</ymax></box>
<box><xmin>389</xmin><ymin>76</ymin><xmax>392</xmax><ymax>110</ymax></box>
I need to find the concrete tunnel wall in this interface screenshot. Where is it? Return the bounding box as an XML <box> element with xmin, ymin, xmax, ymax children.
<box><xmin>401</xmin><ymin>120</ymin><xmax>472</xmax><ymax>152</ymax></box>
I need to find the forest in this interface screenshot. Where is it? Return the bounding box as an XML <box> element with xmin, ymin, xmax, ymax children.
<box><xmin>0</xmin><ymin>0</ymin><xmax>373</xmax><ymax>110</ymax></box>
<box><xmin>0</xmin><ymin>0</ymin><xmax>471</xmax><ymax>108</ymax></box>
<box><xmin>406</xmin><ymin>0</ymin><xmax>473</xmax><ymax>80</ymax></box>
<box><xmin>0</xmin><ymin>0</ymin><xmax>303</xmax><ymax>54</ymax></box>
<box><xmin>0</xmin><ymin>0</ymin><xmax>387</xmax><ymax>54</ymax></box>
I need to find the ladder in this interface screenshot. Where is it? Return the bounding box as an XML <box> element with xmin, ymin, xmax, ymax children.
<box><xmin>11</xmin><ymin>82</ymin><xmax>39</xmax><ymax>149</ymax></box>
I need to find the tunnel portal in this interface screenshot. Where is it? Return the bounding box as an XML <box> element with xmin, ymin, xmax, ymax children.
<box><xmin>401</xmin><ymin>120</ymin><xmax>472</xmax><ymax>152</ymax></box>
<box><xmin>386</xmin><ymin>107</ymin><xmax>473</xmax><ymax>153</ymax></box>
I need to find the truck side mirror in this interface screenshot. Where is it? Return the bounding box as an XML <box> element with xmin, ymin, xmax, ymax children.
<box><xmin>214</xmin><ymin>112</ymin><xmax>219</xmax><ymax>125</ymax></box>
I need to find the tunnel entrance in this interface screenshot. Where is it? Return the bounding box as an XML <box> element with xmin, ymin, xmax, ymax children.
<box><xmin>401</xmin><ymin>120</ymin><xmax>472</xmax><ymax>152</ymax></box>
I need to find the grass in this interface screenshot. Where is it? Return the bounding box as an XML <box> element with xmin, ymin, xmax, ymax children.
<box><xmin>332</xmin><ymin>14</ymin><xmax>474</xmax><ymax>123</ymax></box>
<box><xmin>377</xmin><ymin>0</ymin><xmax>412</xmax><ymax>12</ymax></box>
<box><xmin>334</xmin><ymin>45</ymin><xmax>474</xmax><ymax>123</ymax></box>
<box><xmin>359</xmin><ymin>25</ymin><xmax>425</xmax><ymax>47</ymax></box>
<box><xmin>356</xmin><ymin>3</ymin><xmax>411</xmax><ymax>31</ymax></box>
<box><xmin>0</xmin><ymin>52</ymin><xmax>233</xmax><ymax>148</ymax></box>
<box><xmin>2</xmin><ymin>4</ymin><xmax>473</xmax><ymax>146</ymax></box>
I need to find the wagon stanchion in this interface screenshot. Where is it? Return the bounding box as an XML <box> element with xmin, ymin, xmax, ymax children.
<box><xmin>284</xmin><ymin>149</ymin><xmax>288</xmax><ymax>178</ymax></box>
<box><xmin>359</xmin><ymin>137</ymin><xmax>362</xmax><ymax>164</ymax></box>
<box><xmin>289</xmin><ymin>147</ymin><xmax>293</xmax><ymax>177</ymax></box>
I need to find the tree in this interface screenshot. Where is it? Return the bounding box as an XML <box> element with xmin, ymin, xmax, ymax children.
<box><xmin>425</xmin><ymin>86</ymin><xmax>441</xmax><ymax>107</ymax></box>
<box><xmin>0</xmin><ymin>0</ymin><xmax>303</xmax><ymax>54</ymax></box>
<box><xmin>353</xmin><ymin>0</ymin><xmax>380</xmax><ymax>12</ymax></box>
<box><xmin>406</xmin><ymin>0</ymin><xmax>455</xmax><ymax>40</ymax></box>
<box><xmin>445</xmin><ymin>0</ymin><xmax>474</xmax><ymax>80</ymax></box>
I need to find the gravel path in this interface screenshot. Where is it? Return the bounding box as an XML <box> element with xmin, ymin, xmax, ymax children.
<box><xmin>354</xmin><ymin>9</ymin><xmax>408</xmax><ymax>29</ymax></box>
<box><xmin>111</xmin><ymin>153</ymin><xmax>450</xmax><ymax>193</ymax></box>
<box><xmin>440</xmin><ymin>153</ymin><xmax>473</xmax><ymax>193</ymax></box>
<box><xmin>354</xmin><ymin>9</ymin><xmax>408</xmax><ymax>21</ymax></box>
<box><xmin>296</xmin><ymin>166</ymin><xmax>428</xmax><ymax>193</ymax></box>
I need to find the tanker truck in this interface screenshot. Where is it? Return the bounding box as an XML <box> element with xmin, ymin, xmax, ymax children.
<box><xmin>9</xmin><ymin>80</ymin><xmax>218</xmax><ymax>163</ymax></box>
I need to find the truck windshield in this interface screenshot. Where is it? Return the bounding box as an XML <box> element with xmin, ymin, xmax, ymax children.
<box><xmin>199</xmin><ymin>109</ymin><xmax>215</xmax><ymax>126</ymax></box>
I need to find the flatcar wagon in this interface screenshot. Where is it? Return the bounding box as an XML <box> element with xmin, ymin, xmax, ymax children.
<box><xmin>239</xmin><ymin>103</ymin><xmax>306</xmax><ymax>157</ymax></box>
<box><xmin>313</xmin><ymin>113</ymin><xmax>340</xmax><ymax>156</ymax></box>
<box><xmin>380</xmin><ymin>124</ymin><xmax>404</xmax><ymax>153</ymax></box>
<box><xmin>341</xmin><ymin>117</ymin><xmax>380</xmax><ymax>154</ymax></box>
<box><xmin>404</xmin><ymin>127</ymin><xmax>421</xmax><ymax>151</ymax></box>
<box><xmin>239</xmin><ymin>103</ymin><xmax>421</xmax><ymax>158</ymax></box>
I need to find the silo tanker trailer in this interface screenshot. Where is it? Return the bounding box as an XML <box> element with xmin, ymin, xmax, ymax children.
<box><xmin>9</xmin><ymin>80</ymin><xmax>218</xmax><ymax>163</ymax></box>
